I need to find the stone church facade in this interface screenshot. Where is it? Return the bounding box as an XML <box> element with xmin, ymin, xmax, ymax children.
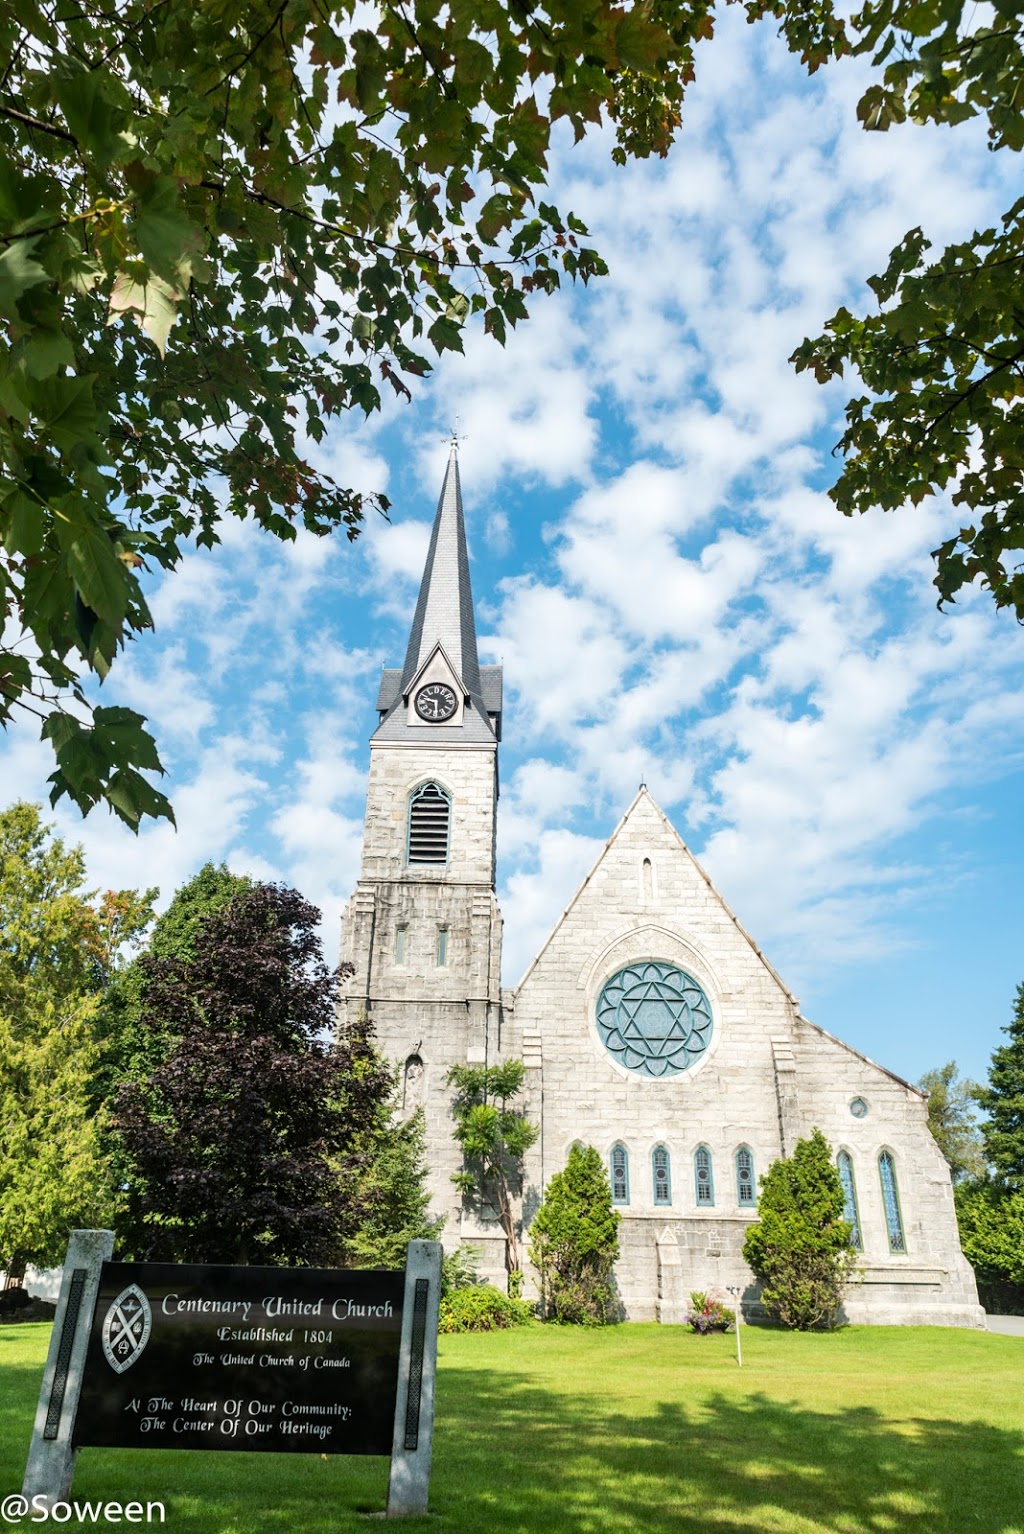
<box><xmin>338</xmin><ymin>447</ymin><xmax>984</xmax><ymax>1327</ymax></box>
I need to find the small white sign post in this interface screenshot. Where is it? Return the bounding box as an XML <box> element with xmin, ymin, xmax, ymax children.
<box><xmin>726</xmin><ymin>1285</ymin><xmax>743</xmax><ymax>1368</ymax></box>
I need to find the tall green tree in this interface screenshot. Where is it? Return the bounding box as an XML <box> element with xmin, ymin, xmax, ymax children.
<box><xmin>0</xmin><ymin>801</ymin><xmax>152</xmax><ymax>1273</ymax></box>
<box><xmin>954</xmin><ymin>1181</ymin><xmax>1024</xmax><ymax>1315</ymax></box>
<box><xmin>448</xmin><ymin>1059</ymin><xmax>538</xmax><ymax>1293</ymax></box>
<box><xmin>918</xmin><ymin>1060</ymin><xmax>985</xmax><ymax>1184</ymax></box>
<box><xmin>975</xmin><ymin>982</ymin><xmax>1024</xmax><ymax>1190</ymax></box>
<box><xmin>743</xmin><ymin>1128</ymin><xmax>857</xmax><ymax>1331</ymax></box>
<box><xmin>528</xmin><ymin>1143</ymin><xmax>620</xmax><ymax>1325</ymax></box>
<box><xmin>344</xmin><ymin>1106</ymin><xmax>443</xmax><ymax>1270</ymax></box>
<box><xmin>0</xmin><ymin>0</ymin><xmax>707</xmax><ymax>825</ymax></box>
<box><xmin>113</xmin><ymin>881</ymin><xmax>392</xmax><ymax>1264</ymax></box>
<box><xmin>93</xmin><ymin>861</ymin><xmax>250</xmax><ymax>1102</ymax></box>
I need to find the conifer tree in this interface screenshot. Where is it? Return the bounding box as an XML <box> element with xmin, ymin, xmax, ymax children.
<box><xmin>528</xmin><ymin>1144</ymin><xmax>620</xmax><ymax>1325</ymax></box>
<box><xmin>742</xmin><ymin>1129</ymin><xmax>857</xmax><ymax>1330</ymax></box>
<box><xmin>975</xmin><ymin>983</ymin><xmax>1024</xmax><ymax>1191</ymax></box>
<box><xmin>345</xmin><ymin>1107</ymin><xmax>443</xmax><ymax>1270</ymax></box>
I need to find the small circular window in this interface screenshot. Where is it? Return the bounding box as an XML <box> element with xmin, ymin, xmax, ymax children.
<box><xmin>596</xmin><ymin>961</ymin><xmax>713</xmax><ymax>1078</ymax></box>
<box><xmin>850</xmin><ymin>1097</ymin><xmax>869</xmax><ymax>1119</ymax></box>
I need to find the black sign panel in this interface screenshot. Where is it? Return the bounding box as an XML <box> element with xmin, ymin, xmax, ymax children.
<box><xmin>75</xmin><ymin>1263</ymin><xmax>404</xmax><ymax>1455</ymax></box>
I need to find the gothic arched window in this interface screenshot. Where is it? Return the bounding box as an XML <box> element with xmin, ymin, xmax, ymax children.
<box><xmin>407</xmin><ymin>782</ymin><xmax>451</xmax><ymax>865</ymax></box>
<box><xmin>735</xmin><ymin>1147</ymin><xmax>755</xmax><ymax>1207</ymax></box>
<box><xmin>837</xmin><ymin>1151</ymin><xmax>862</xmax><ymax>1250</ymax></box>
<box><xmin>610</xmin><ymin>1144</ymin><xmax>630</xmax><ymax>1205</ymax></box>
<box><xmin>652</xmin><ymin>1145</ymin><xmax>671</xmax><ymax>1205</ymax></box>
<box><xmin>878</xmin><ymin>1151</ymin><xmax>906</xmax><ymax>1253</ymax></box>
<box><xmin>694</xmin><ymin>1145</ymin><xmax>714</xmax><ymax>1206</ymax></box>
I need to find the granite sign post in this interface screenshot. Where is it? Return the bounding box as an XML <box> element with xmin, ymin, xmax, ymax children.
<box><xmin>22</xmin><ymin>1233</ymin><xmax>442</xmax><ymax>1518</ymax></box>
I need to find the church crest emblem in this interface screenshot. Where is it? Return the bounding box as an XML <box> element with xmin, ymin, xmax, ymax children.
<box><xmin>101</xmin><ymin>1284</ymin><xmax>152</xmax><ymax>1374</ymax></box>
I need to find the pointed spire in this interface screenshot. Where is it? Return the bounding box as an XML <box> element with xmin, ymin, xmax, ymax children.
<box><xmin>400</xmin><ymin>438</ymin><xmax>482</xmax><ymax>696</ymax></box>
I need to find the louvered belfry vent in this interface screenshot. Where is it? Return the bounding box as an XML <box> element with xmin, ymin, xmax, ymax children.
<box><xmin>408</xmin><ymin>782</ymin><xmax>451</xmax><ymax>865</ymax></box>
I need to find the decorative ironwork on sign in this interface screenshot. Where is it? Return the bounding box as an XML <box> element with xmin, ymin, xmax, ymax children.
<box><xmin>44</xmin><ymin>1268</ymin><xmax>87</xmax><ymax>1440</ymax></box>
<box><xmin>403</xmin><ymin>1278</ymin><xmax>430</xmax><ymax>1451</ymax></box>
<box><xmin>596</xmin><ymin>962</ymin><xmax>713</xmax><ymax>1078</ymax></box>
<box><xmin>101</xmin><ymin>1283</ymin><xmax>152</xmax><ymax>1374</ymax></box>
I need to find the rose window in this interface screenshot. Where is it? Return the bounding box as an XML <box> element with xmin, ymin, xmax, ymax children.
<box><xmin>596</xmin><ymin>961</ymin><xmax>713</xmax><ymax>1078</ymax></box>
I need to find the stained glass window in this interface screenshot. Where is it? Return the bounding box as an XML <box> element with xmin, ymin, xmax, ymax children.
<box><xmin>652</xmin><ymin>1145</ymin><xmax>671</xmax><ymax>1205</ymax></box>
<box><xmin>694</xmin><ymin>1146</ymin><xmax>714</xmax><ymax>1206</ymax></box>
<box><xmin>878</xmin><ymin>1151</ymin><xmax>906</xmax><ymax>1253</ymax></box>
<box><xmin>837</xmin><ymin>1151</ymin><xmax>862</xmax><ymax>1249</ymax></box>
<box><xmin>596</xmin><ymin>962</ymin><xmax>713</xmax><ymax>1078</ymax></box>
<box><xmin>611</xmin><ymin>1144</ymin><xmax>629</xmax><ymax>1205</ymax></box>
<box><xmin>736</xmin><ymin>1147</ymin><xmax>755</xmax><ymax>1207</ymax></box>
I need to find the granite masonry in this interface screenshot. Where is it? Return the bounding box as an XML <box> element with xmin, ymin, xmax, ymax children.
<box><xmin>337</xmin><ymin>446</ymin><xmax>984</xmax><ymax>1328</ymax></box>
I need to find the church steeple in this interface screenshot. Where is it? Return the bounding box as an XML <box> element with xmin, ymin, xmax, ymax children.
<box><xmin>400</xmin><ymin>439</ymin><xmax>481</xmax><ymax>697</ymax></box>
<box><xmin>372</xmin><ymin>444</ymin><xmax>501</xmax><ymax>744</ymax></box>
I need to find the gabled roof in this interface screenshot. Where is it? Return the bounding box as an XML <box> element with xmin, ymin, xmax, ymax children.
<box><xmin>513</xmin><ymin>786</ymin><xmax>922</xmax><ymax>1094</ymax></box>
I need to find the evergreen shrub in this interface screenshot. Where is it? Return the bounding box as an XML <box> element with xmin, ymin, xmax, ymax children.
<box><xmin>742</xmin><ymin>1128</ymin><xmax>857</xmax><ymax>1330</ymax></box>
<box><xmin>529</xmin><ymin>1143</ymin><xmax>620</xmax><ymax>1325</ymax></box>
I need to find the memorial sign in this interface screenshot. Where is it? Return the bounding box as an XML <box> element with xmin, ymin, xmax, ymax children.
<box><xmin>22</xmin><ymin>1234</ymin><xmax>441</xmax><ymax>1519</ymax></box>
<box><xmin>75</xmin><ymin>1263</ymin><xmax>404</xmax><ymax>1455</ymax></box>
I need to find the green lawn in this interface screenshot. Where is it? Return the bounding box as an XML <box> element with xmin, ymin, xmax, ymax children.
<box><xmin>3</xmin><ymin>1321</ymin><xmax>1023</xmax><ymax>1533</ymax></box>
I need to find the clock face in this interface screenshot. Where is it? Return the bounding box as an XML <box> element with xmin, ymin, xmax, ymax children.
<box><xmin>414</xmin><ymin>683</ymin><xmax>458</xmax><ymax>722</ymax></box>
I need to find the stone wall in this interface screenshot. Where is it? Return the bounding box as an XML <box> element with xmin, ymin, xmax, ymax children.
<box><xmin>510</xmin><ymin>790</ymin><xmax>984</xmax><ymax>1328</ymax></box>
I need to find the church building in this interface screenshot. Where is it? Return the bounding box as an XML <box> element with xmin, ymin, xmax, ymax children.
<box><xmin>337</xmin><ymin>446</ymin><xmax>984</xmax><ymax>1327</ymax></box>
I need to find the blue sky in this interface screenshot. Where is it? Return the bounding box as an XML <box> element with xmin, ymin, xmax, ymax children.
<box><xmin>3</xmin><ymin>11</ymin><xmax>1022</xmax><ymax>1091</ymax></box>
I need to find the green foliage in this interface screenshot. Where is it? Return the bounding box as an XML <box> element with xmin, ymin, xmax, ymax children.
<box><xmin>447</xmin><ymin>1058</ymin><xmax>538</xmax><ymax>1288</ymax></box>
<box><xmin>955</xmin><ymin>1180</ymin><xmax>1024</xmax><ymax>1313</ymax></box>
<box><xmin>918</xmin><ymin>1060</ymin><xmax>986</xmax><ymax>1183</ymax></box>
<box><xmin>112</xmin><ymin>882</ymin><xmax>393</xmax><ymax>1264</ymax></box>
<box><xmin>743</xmin><ymin>1129</ymin><xmax>857</xmax><ymax>1330</ymax></box>
<box><xmin>528</xmin><ymin>1143</ymin><xmax>620</xmax><ymax>1325</ymax></box>
<box><xmin>94</xmin><ymin>862</ymin><xmax>250</xmax><ymax>1103</ymax></box>
<box><xmin>441</xmin><ymin>1242</ymin><xmax>483</xmax><ymax>1297</ymax></box>
<box><xmin>761</xmin><ymin>0</ymin><xmax>1024</xmax><ymax>618</ymax></box>
<box><xmin>0</xmin><ymin>1</ymin><xmax>711</xmax><ymax>825</ymax></box>
<box><xmin>0</xmin><ymin>802</ymin><xmax>153</xmax><ymax>1272</ymax></box>
<box><xmin>438</xmin><ymin>1282</ymin><xmax>533</xmax><ymax>1333</ymax></box>
<box><xmin>344</xmin><ymin>1107</ymin><xmax>444</xmax><ymax>1269</ymax></box>
<box><xmin>975</xmin><ymin>982</ymin><xmax>1024</xmax><ymax>1189</ymax></box>
<box><xmin>686</xmin><ymin>1290</ymin><xmax>735</xmax><ymax>1333</ymax></box>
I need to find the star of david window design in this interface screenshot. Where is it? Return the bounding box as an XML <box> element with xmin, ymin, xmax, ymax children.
<box><xmin>595</xmin><ymin>961</ymin><xmax>713</xmax><ymax>1078</ymax></box>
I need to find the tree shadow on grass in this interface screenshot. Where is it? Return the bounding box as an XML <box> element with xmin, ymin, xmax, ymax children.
<box><xmin>5</xmin><ymin>1329</ymin><xmax>1024</xmax><ymax>1534</ymax></box>
<box><xmin>433</xmin><ymin>1367</ymin><xmax>1024</xmax><ymax>1534</ymax></box>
